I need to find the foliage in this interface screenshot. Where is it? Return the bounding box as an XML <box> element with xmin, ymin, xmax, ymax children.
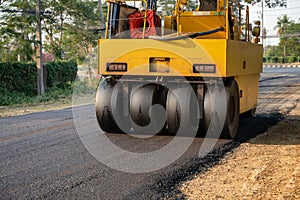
<box><xmin>264</xmin><ymin>16</ymin><xmax>300</xmax><ymax>62</ymax></box>
<box><xmin>156</xmin><ymin>0</ymin><xmax>288</xmax><ymax>15</ymax></box>
<box><xmin>0</xmin><ymin>86</ymin><xmax>32</xmax><ymax>106</ymax></box>
<box><xmin>0</xmin><ymin>62</ymin><xmax>37</xmax><ymax>96</ymax></box>
<box><xmin>274</xmin><ymin>14</ymin><xmax>293</xmax><ymax>35</ymax></box>
<box><xmin>0</xmin><ymin>60</ymin><xmax>80</xmax><ymax>106</ymax></box>
<box><xmin>0</xmin><ymin>60</ymin><xmax>78</xmax><ymax>99</ymax></box>
<box><xmin>0</xmin><ymin>0</ymin><xmax>101</xmax><ymax>63</ymax></box>
<box><xmin>46</xmin><ymin>60</ymin><xmax>78</xmax><ymax>88</ymax></box>
<box><xmin>42</xmin><ymin>0</ymin><xmax>101</xmax><ymax>61</ymax></box>
<box><xmin>244</xmin><ymin>0</ymin><xmax>286</xmax><ymax>8</ymax></box>
<box><xmin>264</xmin><ymin>56</ymin><xmax>300</xmax><ymax>63</ymax></box>
<box><xmin>0</xmin><ymin>83</ymin><xmax>72</xmax><ymax>106</ymax></box>
<box><xmin>278</xmin><ymin>22</ymin><xmax>300</xmax><ymax>57</ymax></box>
<box><xmin>0</xmin><ymin>0</ymin><xmax>290</xmax><ymax>64</ymax></box>
<box><xmin>0</xmin><ymin>77</ymin><xmax>99</xmax><ymax>106</ymax></box>
<box><xmin>157</xmin><ymin>0</ymin><xmax>176</xmax><ymax>16</ymax></box>
<box><xmin>156</xmin><ymin>0</ymin><xmax>202</xmax><ymax>16</ymax></box>
<box><xmin>0</xmin><ymin>0</ymin><xmax>36</xmax><ymax>62</ymax></box>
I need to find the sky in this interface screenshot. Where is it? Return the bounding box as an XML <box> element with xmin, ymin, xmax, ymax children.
<box><xmin>249</xmin><ymin>0</ymin><xmax>300</xmax><ymax>46</ymax></box>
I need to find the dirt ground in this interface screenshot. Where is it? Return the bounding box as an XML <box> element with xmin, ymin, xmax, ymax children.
<box><xmin>180</xmin><ymin>104</ymin><xmax>300</xmax><ymax>199</ymax></box>
<box><xmin>0</xmin><ymin>97</ymin><xmax>72</xmax><ymax>118</ymax></box>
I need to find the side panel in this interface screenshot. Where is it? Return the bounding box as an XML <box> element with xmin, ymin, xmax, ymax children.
<box><xmin>235</xmin><ymin>73</ymin><xmax>260</xmax><ymax>113</ymax></box>
<box><xmin>226</xmin><ymin>40</ymin><xmax>263</xmax><ymax>76</ymax></box>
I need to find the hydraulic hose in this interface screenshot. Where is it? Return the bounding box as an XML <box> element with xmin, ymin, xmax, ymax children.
<box><xmin>148</xmin><ymin>26</ymin><xmax>224</xmax><ymax>41</ymax></box>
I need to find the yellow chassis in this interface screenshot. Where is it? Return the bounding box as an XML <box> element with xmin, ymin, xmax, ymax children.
<box><xmin>98</xmin><ymin>38</ymin><xmax>262</xmax><ymax>113</ymax></box>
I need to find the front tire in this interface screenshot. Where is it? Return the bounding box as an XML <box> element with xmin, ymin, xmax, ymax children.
<box><xmin>95</xmin><ymin>79</ymin><xmax>121</xmax><ymax>133</ymax></box>
<box><xmin>130</xmin><ymin>84</ymin><xmax>167</xmax><ymax>135</ymax></box>
<box><xmin>166</xmin><ymin>86</ymin><xmax>199</xmax><ymax>135</ymax></box>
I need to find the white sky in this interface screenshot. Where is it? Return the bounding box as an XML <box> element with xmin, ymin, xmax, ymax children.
<box><xmin>249</xmin><ymin>0</ymin><xmax>300</xmax><ymax>46</ymax></box>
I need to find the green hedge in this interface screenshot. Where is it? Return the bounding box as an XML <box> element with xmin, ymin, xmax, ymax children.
<box><xmin>0</xmin><ymin>62</ymin><xmax>37</xmax><ymax>96</ymax></box>
<box><xmin>287</xmin><ymin>56</ymin><xmax>297</xmax><ymax>63</ymax></box>
<box><xmin>46</xmin><ymin>60</ymin><xmax>78</xmax><ymax>88</ymax></box>
<box><xmin>0</xmin><ymin>60</ymin><xmax>77</xmax><ymax>97</ymax></box>
<box><xmin>263</xmin><ymin>56</ymin><xmax>300</xmax><ymax>63</ymax></box>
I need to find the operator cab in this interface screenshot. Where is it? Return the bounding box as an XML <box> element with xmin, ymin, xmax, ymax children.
<box><xmin>106</xmin><ymin>0</ymin><xmax>161</xmax><ymax>39</ymax></box>
<box><xmin>105</xmin><ymin>0</ymin><xmax>261</xmax><ymax>42</ymax></box>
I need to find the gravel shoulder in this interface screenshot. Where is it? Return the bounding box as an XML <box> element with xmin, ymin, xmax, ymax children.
<box><xmin>180</xmin><ymin>100</ymin><xmax>300</xmax><ymax>199</ymax></box>
<box><xmin>0</xmin><ymin>98</ymin><xmax>72</xmax><ymax>118</ymax></box>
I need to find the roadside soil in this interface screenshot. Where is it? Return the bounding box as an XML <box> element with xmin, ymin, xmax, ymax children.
<box><xmin>180</xmin><ymin>103</ymin><xmax>300</xmax><ymax>199</ymax></box>
<box><xmin>0</xmin><ymin>97</ymin><xmax>72</xmax><ymax>118</ymax></box>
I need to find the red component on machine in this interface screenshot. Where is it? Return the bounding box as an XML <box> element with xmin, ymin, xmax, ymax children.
<box><xmin>128</xmin><ymin>10</ymin><xmax>161</xmax><ymax>39</ymax></box>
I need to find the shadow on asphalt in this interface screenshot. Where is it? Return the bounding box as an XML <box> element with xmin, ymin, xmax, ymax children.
<box><xmin>235</xmin><ymin>112</ymin><xmax>284</xmax><ymax>142</ymax></box>
<box><xmin>240</xmin><ymin>114</ymin><xmax>300</xmax><ymax>146</ymax></box>
<box><xmin>123</xmin><ymin>112</ymin><xmax>285</xmax><ymax>199</ymax></box>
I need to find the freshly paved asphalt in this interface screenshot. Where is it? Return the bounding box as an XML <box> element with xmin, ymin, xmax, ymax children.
<box><xmin>1</xmin><ymin>70</ymin><xmax>299</xmax><ymax>199</ymax></box>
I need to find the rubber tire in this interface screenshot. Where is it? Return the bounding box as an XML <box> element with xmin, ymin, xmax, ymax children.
<box><xmin>221</xmin><ymin>80</ymin><xmax>240</xmax><ymax>139</ymax></box>
<box><xmin>130</xmin><ymin>84</ymin><xmax>167</xmax><ymax>135</ymax></box>
<box><xmin>202</xmin><ymin>87</ymin><xmax>212</xmax><ymax>135</ymax></box>
<box><xmin>166</xmin><ymin>90</ymin><xmax>181</xmax><ymax>134</ymax></box>
<box><xmin>166</xmin><ymin>86</ymin><xmax>199</xmax><ymax>135</ymax></box>
<box><xmin>95</xmin><ymin>79</ymin><xmax>122</xmax><ymax>133</ymax></box>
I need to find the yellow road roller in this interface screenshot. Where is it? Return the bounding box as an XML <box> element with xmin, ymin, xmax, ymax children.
<box><xmin>95</xmin><ymin>0</ymin><xmax>263</xmax><ymax>138</ymax></box>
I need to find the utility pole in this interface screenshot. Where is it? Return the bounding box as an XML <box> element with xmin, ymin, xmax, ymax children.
<box><xmin>261</xmin><ymin>0</ymin><xmax>264</xmax><ymax>47</ymax></box>
<box><xmin>36</xmin><ymin>0</ymin><xmax>44</xmax><ymax>95</ymax></box>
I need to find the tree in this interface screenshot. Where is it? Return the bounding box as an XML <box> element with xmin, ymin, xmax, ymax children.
<box><xmin>264</xmin><ymin>18</ymin><xmax>300</xmax><ymax>59</ymax></box>
<box><xmin>244</xmin><ymin>0</ymin><xmax>286</xmax><ymax>8</ymax></box>
<box><xmin>278</xmin><ymin>21</ymin><xmax>300</xmax><ymax>57</ymax></box>
<box><xmin>274</xmin><ymin>14</ymin><xmax>293</xmax><ymax>35</ymax></box>
<box><xmin>41</xmin><ymin>0</ymin><xmax>100</xmax><ymax>61</ymax></box>
<box><xmin>0</xmin><ymin>0</ymin><xmax>101</xmax><ymax>62</ymax></box>
<box><xmin>0</xmin><ymin>0</ymin><xmax>36</xmax><ymax>62</ymax></box>
<box><xmin>61</xmin><ymin>1</ymin><xmax>100</xmax><ymax>61</ymax></box>
<box><xmin>156</xmin><ymin>0</ymin><xmax>176</xmax><ymax>16</ymax></box>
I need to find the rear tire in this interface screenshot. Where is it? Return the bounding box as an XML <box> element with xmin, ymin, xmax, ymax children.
<box><xmin>221</xmin><ymin>80</ymin><xmax>240</xmax><ymax>138</ymax></box>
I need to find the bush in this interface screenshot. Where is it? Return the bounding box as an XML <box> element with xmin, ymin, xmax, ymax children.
<box><xmin>0</xmin><ymin>60</ymin><xmax>78</xmax><ymax>106</ymax></box>
<box><xmin>46</xmin><ymin>60</ymin><xmax>78</xmax><ymax>89</ymax></box>
<box><xmin>278</xmin><ymin>57</ymin><xmax>284</xmax><ymax>63</ymax></box>
<box><xmin>272</xmin><ymin>56</ymin><xmax>278</xmax><ymax>63</ymax></box>
<box><xmin>0</xmin><ymin>60</ymin><xmax>77</xmax><ymax>95</ymax></box>
<box><xmin>266</xmin><ymin>57</ymin><xmax>272</xmax><ymax>63</ymax></box>
<box><xmin>263</xmin><ymin>57</ymin><xmax>267</xmax><ymax>63</ymax></box>
<box><xmin>287</xmin><ymin>56</ymin><xmax>297</xmax><ymax>63</ymax></box>
<box><xmin>0</xmin><ymin>62</ymin><xmax>37</xmax><ymax>96</ymax></box>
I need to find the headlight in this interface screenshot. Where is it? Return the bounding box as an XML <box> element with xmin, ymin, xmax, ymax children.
<box><xmin>106</xmin><ymin>63</ymin><xmax>127</xmax><ymax>71</ymax></box>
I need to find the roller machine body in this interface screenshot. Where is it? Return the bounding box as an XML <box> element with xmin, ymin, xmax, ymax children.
<box><xmin>96</xmin><ymin>0</ymin><xmax>263</xmax><ymax>138</ymax></box>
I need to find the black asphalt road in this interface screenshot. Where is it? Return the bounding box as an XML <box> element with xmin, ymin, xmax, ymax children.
<box><xmin>1</xmin><ymin>70</ymin><xmax>299</xmax><ymax>199</ymax></box>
